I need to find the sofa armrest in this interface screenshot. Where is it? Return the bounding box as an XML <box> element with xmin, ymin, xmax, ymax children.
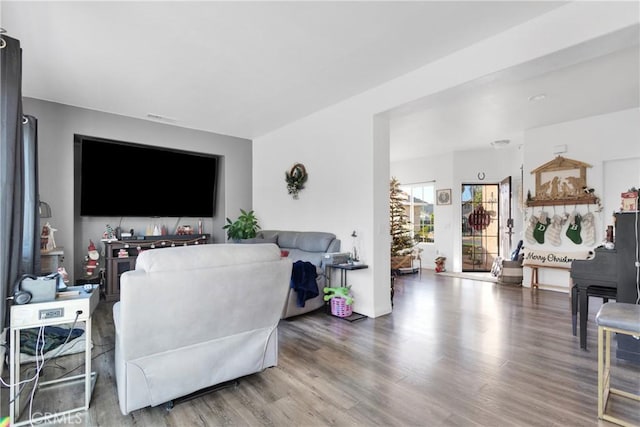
<box><xmin>327</xmin><ymin>239</ymin><xmax>341</xmax><ymax>253</ymax></box>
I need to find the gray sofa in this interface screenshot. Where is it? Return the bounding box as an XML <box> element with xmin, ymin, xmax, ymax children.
<box><xmin>249</xmin><ymin>230</ymin><xmax>341</xmax><ymax>319</ymax></box>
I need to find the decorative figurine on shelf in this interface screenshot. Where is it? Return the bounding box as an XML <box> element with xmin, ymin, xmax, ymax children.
<box><xmin>84</xmin><ymin>240</ymin><xmax>100</xmax><ymax>277</ymax></box>
<box><xmin>40</xmin><ymin>224</ymin><xmax>49</xmax><ymax>250</ymax></box>
<box><xmin>103</xmin><ymin>224</ymin><xmax>115</xmax><ymax>241</ymax></box>
<box><xmin>621</xmin><ymin>187</ymin><xmax>638</xmax><ymax>212</ymax></box>
<box><xmin>434</xmin><ymin>256</ymin><xmax>446</xmax><ymax>273</ymax></box>
<box><xmin>323</xmin><ymin>286</ymin><xmax>353</xmax><ymax>305</ymax></box>
<box><xmin>57</xmin><ymin>267</ymin><xmax>70</xmax><ymax>284</ymax></box>
<box><xmin>42</xmin><ymin>222</ymin><xmax>57</xmax><ymax>251</ymax></box>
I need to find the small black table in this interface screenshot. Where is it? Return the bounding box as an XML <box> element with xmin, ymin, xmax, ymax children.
<box><xmin>327</xmin><ymin>263</ymin><xmax>368</xmax><ymax>287</ymax></box>
<box><xmin>325</xmin><ymin>263</ymin><xmax>368</xmax><ymax>322</ymax></box>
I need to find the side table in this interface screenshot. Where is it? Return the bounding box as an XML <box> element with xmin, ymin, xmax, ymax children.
<box><xmin>326</xmin><ymin>263</ymin><xmax>368</xmax><ymax>322</ymax></box>
<box><xmin>9</xmin><ymin>286</ymin><xmax>99</xmax><ymax>426</ymax></box>
<box><xmin>327</xmin><ymin>263</ymin><xmax>369</xmax><ymax>288</ymax></box>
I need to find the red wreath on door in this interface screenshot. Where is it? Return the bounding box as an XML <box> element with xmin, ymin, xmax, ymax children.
<box><xmin>468</xmin><ymin>206</ymin><xmax>491</xmax><ymax>231</ymax></box>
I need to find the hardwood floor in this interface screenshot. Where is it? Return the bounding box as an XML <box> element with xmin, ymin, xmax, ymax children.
<box><xmin>4</xmin><ymin>270</ymin><xmax>639</xmax><ymax>426</ymax></box>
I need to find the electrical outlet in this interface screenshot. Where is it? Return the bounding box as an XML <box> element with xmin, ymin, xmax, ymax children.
<box><xmin>39</xmin><ymin>308</ymin><xmax>64</xmax><ymax>319</ymax></box>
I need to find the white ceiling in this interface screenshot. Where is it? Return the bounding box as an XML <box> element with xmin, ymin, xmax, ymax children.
<box><xmin>2</xmin><ymin>1</ymin><xmax>567</xmax><ymax>135</ymax></box>
<box><xmin>389</xmin><ymin>25</ymin><xmax>640</xmax><ymax>161</ymax></box>
<box><xmin>1</xmin><ymin>1</ymin><xmax>638</xmax><ymax>161</ymax></box>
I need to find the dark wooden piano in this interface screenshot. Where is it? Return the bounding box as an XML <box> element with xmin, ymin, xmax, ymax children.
<box><xmin>570</xmin><ymin>212</ymin><xmax>640</xmax><ymax>362</ymax></box>
<box><xmin>570</xmin><ymin>248</ymin><xmax>617</xmax><ymax>349</ymax></box>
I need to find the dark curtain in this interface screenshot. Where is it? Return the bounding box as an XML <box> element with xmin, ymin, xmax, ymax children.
<box><xmin>1</xmin><ymin>35</ymin><xmax>38</xmax><ymax>332</ymax></box>
<box><xmin>22</xmin><ymin>115</ymin><xmax>40</xmax><ymax>275</ymax></box>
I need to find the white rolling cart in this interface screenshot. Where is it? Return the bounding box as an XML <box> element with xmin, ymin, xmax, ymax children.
<box><xmin>9</xmin><ymin>286</ymin><xmax>99</xmax><ymax>426</ymax></box>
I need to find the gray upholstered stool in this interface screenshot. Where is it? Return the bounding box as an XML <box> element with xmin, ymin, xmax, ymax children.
<box><xmin>595</xmin><ymin>302</ymin><xmax>640</xmax><ymax>426</ymax></box>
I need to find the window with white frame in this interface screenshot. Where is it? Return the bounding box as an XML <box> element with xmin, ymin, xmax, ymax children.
<box><xmin>399</xmin><ymin>182</ymin><xmax>435</xmax><ymax>243</ymax></box>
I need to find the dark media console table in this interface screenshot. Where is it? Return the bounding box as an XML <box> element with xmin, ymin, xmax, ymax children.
<box><xmin>103</xmin><ymin>234</ymin><xmax>210</xmax><ymax>301</ymax></box>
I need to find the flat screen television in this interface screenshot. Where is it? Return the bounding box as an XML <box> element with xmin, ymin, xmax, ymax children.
<box><xmin>75</xmin><ymin>135</ymin><xmax>218</xmax><ymax>217</ymax></box>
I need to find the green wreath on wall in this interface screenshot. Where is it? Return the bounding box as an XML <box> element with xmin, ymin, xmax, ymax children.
<box><xmin>285</xmin><ymin>163</ymin><xmax>308</xmax><ymax>199</ymax></box>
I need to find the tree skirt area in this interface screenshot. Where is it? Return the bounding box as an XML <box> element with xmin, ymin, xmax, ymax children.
<box><xmin>19</xmin><ymin>323</ymin><xmax>91</xmax><ymax>363</ymax></box>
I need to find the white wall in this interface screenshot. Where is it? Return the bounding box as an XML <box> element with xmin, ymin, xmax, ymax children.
<box><xmin>604</xmin><ymin>157</ymin><xmax>640</xmax><ymax>219</ymax></box>
<box><xmin>24</xmin><ymin>98</ymin><xmax>253</xmax><ymax>283</ymax></box>
<box><xmin>522</xmin><ymin>108</ymin><xmax>640</xmax><ymax>291</ymax></box>
<box><xmin>253</xmin><ymin>106</ymin><xmax>384</xmax><ymax>315</ymax></box>
<box><xmin>254</xmin><ymin>2</ymin><xmax>639</xmax><ymax>317</ymax></box>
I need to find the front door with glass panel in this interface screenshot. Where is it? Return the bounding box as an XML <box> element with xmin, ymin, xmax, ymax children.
<box><xmin>461</xmin><ymin>184</ymin><xmax>500</xmax><ymax>272</ymax></box>
<box><xmin>499</xmin><ymin>177</ymin><xmax>513</xmax><ymax>259</ymax></box>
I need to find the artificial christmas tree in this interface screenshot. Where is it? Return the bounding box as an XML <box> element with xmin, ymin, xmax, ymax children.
<box><xmin>390</xmin><ymin>177</ymin><xmax>416</xmax><ymax>269</ymax></box>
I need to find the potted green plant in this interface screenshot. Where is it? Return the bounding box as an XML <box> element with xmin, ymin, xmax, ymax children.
<box><xmin>223</xmin><ymin>209</ymin><xmax>261</xmax><ymax>241</ymax></box>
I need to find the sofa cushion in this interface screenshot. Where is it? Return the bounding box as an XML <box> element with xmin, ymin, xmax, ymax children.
<box><xmin>259</xmin><ymin>230</ymin><xmax>279</xmax><ymax>241</ymax></box>
<box><xmin>255</xmin><ymin>231</ymin><xmax>337</xmax><ymax>267</ymax></box>
<box><xmin>260</xmin><ymin>230</ymin><xmax>336</xmax><ymax>253</ymax></box>
<box><xmin>297</xmin><ymin>232</ymin><xmax>336</xmax><ymax>252</ymax></box>
<box><xmin>286</xmin><ymin>249</ymin><xmax>324</xmax><ymax>268</ymax></box>
<box><xmin>237</xmin><ymin>235</ymin><xmax>278</xmax><ymax>245</ymax></box>
<box><xmin>135</xmin><ymin>243</ymin><xmax>280</xmax><ymax>272</ymax></box>
<box><xmin>274</xmin><ymin>231</ymin><xmax>299</xmax><ymax>249</ymax></box>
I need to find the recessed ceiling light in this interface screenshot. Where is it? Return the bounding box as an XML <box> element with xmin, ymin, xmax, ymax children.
<box><xmin>491</xmin><ymin>139</ymin><xmax>510</xmax><ymax>148</ymax></box>
<box><xmin>146</xmin><ymin>113</ymin><xmax>177</xmax><ymax>123</ymax></box>
<box><xmin>528</xmin><ymin>93</ymin><xmax>546</xmax><ymax>102</ymax></box>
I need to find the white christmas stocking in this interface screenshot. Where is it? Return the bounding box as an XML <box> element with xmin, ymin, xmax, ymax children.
<box><xmin>525</xmin><ymin>215</ymin><xmax>539</xmax><ymax>245</ymax></box>
<box><xmin>581</xmin><ymin>212</ymin><xmax>596</xmax><ymax>246</ymax></box>
<box><xmin>546</xmin><ymin>214</ymin><xmax>564</xmax><ymax>247</ymax></box>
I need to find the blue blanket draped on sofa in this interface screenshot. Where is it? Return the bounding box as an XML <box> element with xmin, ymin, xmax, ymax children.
<box><xmin>290</xmin><ymin>260</ymin><xmax>319</xmax><ymax>307</ymax></box>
